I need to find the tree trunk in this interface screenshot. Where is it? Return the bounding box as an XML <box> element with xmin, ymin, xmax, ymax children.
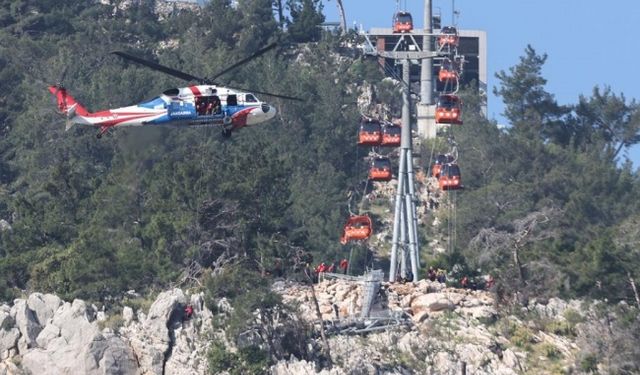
<box><xmin>512</xmin><ymin>245</ymin><xmax>524</xmax><ymax>284</ymax></box>
<box><xmin>274</xmin><ymin>0</ymin><xmax>285</xmax><ymax>29</ymax></box>
<box><xmin>628</xmin><ymin>271</ymin><xmax>640</xmax><ymax>309</ymax></box>
<box><xmin>336</xmin><ymin>0</ymin><xmax>347</xmax><ymax>35</ymax></box>
<box><xmin>305</xmin><ymin>269</ymin><xmax>332</xmax><ymax>365</ymax></box>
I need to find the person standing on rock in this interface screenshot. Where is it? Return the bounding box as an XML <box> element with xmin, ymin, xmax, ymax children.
<box><xmin>327</xmin><ymin>262</ymin><xmax>336</xmax><ymax>273</ymax></box>
<box><xmin>461</xmin><ymin>276</ymin><xmax>469</xmax><ymax>289</ymax></box>
<box><xmin>436</xmin><ymin>269</ymin><xmax>446</xmax><ymax>283</ymax></box>
<box><xmin>428</xmin><ymin>267</ymin><xmax>436</xmax><ymax>282</ymax></box>
<box><xmin>486</xmin><ymin>275</ymin><xmax>495</xmax><ymax>290</ymax></box>
<box><xmin>184</xmin><ymin>304</ymin><xmax>194</xmax><ymax>320</ymax></box>
<box><xmin>339</xmin><ymin>259</ymin><xmax>349</xmax><ymax>274</ymax></box>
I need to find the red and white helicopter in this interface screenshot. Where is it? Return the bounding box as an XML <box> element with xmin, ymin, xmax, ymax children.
<box><xmin>48</xmin><ymin>43</ymin><xmax>301</xmax><ymax>138</ymax></box>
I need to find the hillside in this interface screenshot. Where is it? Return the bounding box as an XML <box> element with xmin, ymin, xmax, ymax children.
<box><xmin>0</xmin><ymin>0</ymin><xmax>639</xmax><ymax>374</ymax></box>
<box><xmin>1</xmin><ymin>280</ymin><xmax>637</xmax><ymax>374</ymax></box>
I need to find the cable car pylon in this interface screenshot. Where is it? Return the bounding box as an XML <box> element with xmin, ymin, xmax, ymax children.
<box><xmin>389</xmin><ymin>59</ymin><xmax>420</xmax><ymax>282</ymax></box>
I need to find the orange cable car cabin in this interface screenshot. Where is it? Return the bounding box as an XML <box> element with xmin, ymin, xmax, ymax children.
<box><xmin>392</xmin><ymin>11</ymin><xmax>413</xmax><ymax>33</ymax></box>
<box><xmin>340</xmin><ymin>215</ymin><xmax>373</xmax><ymax>244</ymax></box>
<box><xmin>369</xmin><ymin>157</ymin><xmax>393</xmax><ymax>181</ymax></box>
<box><xmin>438</xmin><ymin>26</ymin><xmax>459</xmax><ymax>48</ymax></box>
<box><xmin>358</xmin><ymin>119</ymin><xmax>382</xmax><ymax>146</ymax></box>
<box><xmin>435</xmin><ymin>94</ymin><xmax>463</xmax><ymax>125</ymax></box>
<box><xmin>381</xmin><ymin>123</ymin><xmax>401</xmax><ymax>147</ymax></box>
<box><xmin>431</xmin><ymin>154</ymin><xmax>454</xmax><ymax>178</ymax></box>
<box><xmin>438</xmin><ymin>58</ymin><xmax>458</xmax><ymax>82</ymax></box>
<box><xmin>438</xmin><ymin>163</ymin><xmax>462</xmax><ymax>191</ymax></box>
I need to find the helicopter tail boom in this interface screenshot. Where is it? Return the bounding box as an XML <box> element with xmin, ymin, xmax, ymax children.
<box><xmin>48</xmin><ymin>86</ymin><xmax>90</xmax><ymax>117</ymax></box>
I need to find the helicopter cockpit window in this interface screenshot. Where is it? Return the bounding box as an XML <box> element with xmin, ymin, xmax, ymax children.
<box><xmin>163</xmin><ymin>88</ymin><xmax>180</xmax><ymax>96</ymax></box>
<box><xmin>245</xmin><ymin>94</ymin><xmax>258</xmax><ymax>103</ymax></box>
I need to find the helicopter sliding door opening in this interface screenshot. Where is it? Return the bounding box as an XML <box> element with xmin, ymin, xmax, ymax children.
<box><xmin>195</xmin><ymin>95</ymin><xmax>222</xmax><ymax>116</ymax></box>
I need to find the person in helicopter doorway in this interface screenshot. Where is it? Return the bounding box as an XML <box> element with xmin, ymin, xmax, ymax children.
<box><xmin>211</xmin><ymin>96</ymin><xmax>221</xmax><ymax>115</ymax></box>
<box><xmin>205</xmin><ymin>99</ymin><xmax>213</xmax><ymax>115</ymax></box>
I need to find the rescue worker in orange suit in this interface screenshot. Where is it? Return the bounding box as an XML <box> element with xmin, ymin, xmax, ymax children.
<box><xmin>339</xmin><ymin>259</ymin><xmax>348</xmax><ymax>274</ymax></box>
<box><xmin>315</xmin><ymin>262</ymin><xmax>327</xmax><ymax>274</ymax></box>
<box><xmin>461</xmin><ymin>276</ymin><xmax>469</xmax><ymax>289</ymax></box>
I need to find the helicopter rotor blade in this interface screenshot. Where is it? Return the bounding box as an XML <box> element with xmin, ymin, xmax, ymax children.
<box><xmin>232</xmin><ymin>86</ymin><xmax>303</xmax><ymax>102</ymax></box>
<box><xmin>111</xmin><ymin>51</ymin><xmax>205</xmax><ymax>83</ymax></box>
<box><xmin>112</xmin><ymin>47</ymin><xmax>303</xmax><ymax>101</ymax></box>
<box><xmin>208</xmin><ymin>42</ymin><xmax>278</xmax><ymax>82</ymax></box>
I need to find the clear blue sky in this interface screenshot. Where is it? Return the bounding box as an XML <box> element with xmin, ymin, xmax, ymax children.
<box><xmin>322</xmin><ymin>0</ymin><xmax>640</xmax><ymax>167</ymax></box>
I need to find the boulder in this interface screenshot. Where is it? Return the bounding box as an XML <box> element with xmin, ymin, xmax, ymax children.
<box><xmin>122</xmin><ymin>306</ymin><xmax>134</xmax><ymax>326</ymax></box>
<box><xmin>461</xmin><ymin>305</ymin><xmax>497</xmax><ymax>320</ymax></box>
<box><xmin>501</xmin><ymin>348</ymin><xmax>523</xmax><ymax>372</ymax></box>
<box><xmin>0</xmin><ymin>317</ymin><xmax>19</xmax><ymax>360</ymax></box>
<box><xmin>98</xmin><ymin>334</ymin><xmax>138</xmax><ymax>375</ymax></box>
<box><xmin>26</xmin><ymin>293</ymin><xmax>62</xmax><ymax>327</ymax></box>
<box><xmin>51</xmin><ymin>300</ymin><xmax>99</xmax><ymax>346</ymax></box>
<box><xmin>412</xmin><ymin>310</ymin><xmax>429</xmax><ymax>324</ymax></box>
<box><xmin>128</xmin><ymin>288</ymin><xmax>186</xmax><ymax>375</ymax></box>
<box><xmin>21</xmin><ymin>299</ymin><xmax>106</xmax><ymax>374</ymax></box>
<box><xmin>0</xmin><ymin>361</ymin><xmax>24</xmax><ymax>375</ymax></box>
<box><xmin>35</xmin><ymin>323</ymin><xmax>60</xmax><ymax>349</ymax></box>
<box><xmin>410</xmin><ymin>293</ymin><xmax>455</xmax><ymax>315</ymax></box>
<box><xmin>11</xmin><ymin>300</ymin><xmax>41</xmax><ymax>349</ymax></box>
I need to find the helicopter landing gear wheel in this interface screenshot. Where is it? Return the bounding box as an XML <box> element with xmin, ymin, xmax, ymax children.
<box><xmin>222</xmin><ymin>128</ymin><xmax>232</xmax><ymax>138</ymax></box>
<box><xmin>96</xmin><ymin>133</ymin><xmax>102</xmax><ymax>139</ymax></box>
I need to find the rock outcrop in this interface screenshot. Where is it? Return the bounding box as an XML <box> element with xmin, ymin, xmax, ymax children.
<box><xmin>0</xmin><ymin>290</ymin><xmax>214</xmax><ymax>375</ymax></box>
<box><xmin>272</xmin><ymin>278</ymin><xmax>587</xmax><ymax>375</ymax></box>
<box><xmin>0</xmin><ymin>280</ymin><xmax>591</xmax><ymax>375</ymax></box>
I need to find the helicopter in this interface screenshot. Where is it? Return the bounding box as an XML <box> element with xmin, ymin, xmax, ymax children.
<box><xmin>48</xmin><ymin>43</ymin><xmax>301</xmax><ymax>138</ymax></box>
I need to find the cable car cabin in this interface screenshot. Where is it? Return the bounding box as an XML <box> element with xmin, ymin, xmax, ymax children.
<box><xmin>438</xmin><ymin>58</ymin><xmax>458</xmax><ymax>82</ymax></box>
<box><xmin>358</xmin><ymin>119</ymin><xmax>382</xmax><ymax>146</ymax></box>
<box><xmin>438</xmin><ymin>26</ymin><xmax>459</xmax><ymax>48</ymax></box>
<box><xmin>431</xmin><ymin>154</ymin><xmax>455</xmax><ymax>178</ymax></box>
<box><xmin>381</xmin><ymin>123</ymin><xmax>401</xmax><ymax>147</ymax></box>
<box><xmin>340</xmin><ymin>215</ymin><xmax>373</xmax><ymax>245</ymax></box>
<box><xmin>369</xmin><ymin>157</ymin><xmax>392</xmax><ymax>181</ymax></box>
<box><xmin>438</xmin><ymin>163</ymin><xmax>462</xmax><ymax>191</ymax></box>
<box><xmin>435</xmin><ymin>94</ymin><xmax>463</xmax><ymax>125</ymax></box>
<box><xmin>393</xmin><ymin>11</ymin><xmax>413</xmax><ymax>33</ymax></box>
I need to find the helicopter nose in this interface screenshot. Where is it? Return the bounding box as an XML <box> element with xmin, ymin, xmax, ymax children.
<box><xmin>246</xmin><ymin>104</ymin><xmax>276</xmax><ymax>125</ymax></box>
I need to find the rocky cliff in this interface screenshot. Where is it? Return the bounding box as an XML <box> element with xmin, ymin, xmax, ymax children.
<box><xmin>0</xmin><ymin>280</ymin><xmax>603</xmax><ymax>374</ymax></box>
<box><xmin>272</xmin><ymin>278</ymin><xmax>586</xmax><ymax>375</ymax></box>
<box><xmin>0</xmin><ymin>289</ymin><xmax>214</xmax><ymax>375</ymax></box>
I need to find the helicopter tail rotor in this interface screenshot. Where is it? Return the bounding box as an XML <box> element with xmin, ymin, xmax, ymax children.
<box><xmin>50</xmin><ymin>66</ymin><xmax>69</xmax><ymax>114</ymax></box>
<box><xmin>48</xmin><ymin>86</ymin><xmax>90</xmax><ymax>119</ymax></box>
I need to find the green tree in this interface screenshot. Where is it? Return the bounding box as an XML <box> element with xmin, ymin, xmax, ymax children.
<box><xmin>286</xmin><ymin>0</ymin><xmax>325</xmax><ymax>43</ymax></box>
